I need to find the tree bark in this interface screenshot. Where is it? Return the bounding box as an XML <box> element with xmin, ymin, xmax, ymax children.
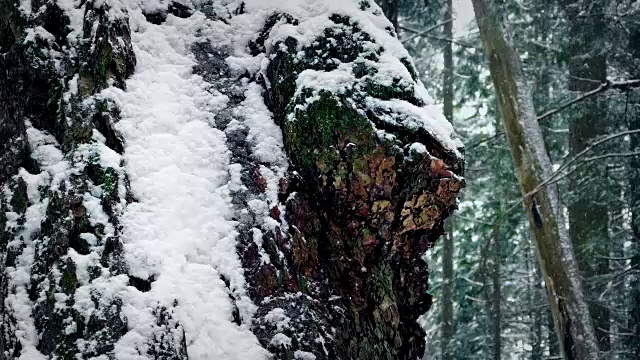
<box><xmin>490</xmin><ymin>223</ymin><xmax>501</xmax><ymax>360</ymax></box>
<box><xmin>470</xmin><ymin>0</ymin><xmax>600</xmax><ymax>359</ymax></box>
<box><xmin>566</xmin><ymin>3</ymin><xmax>610</xmax><ymax>351</ymax></box>
<box><xmin>441</xmin><ymin>220</ymin><xmax>454</xmax><ymax>359</ymax></box>
<box><xmin>530</xmin><ymin>245</ymin><xmax>543</xmax><ymax>360</ymax></box>
<box><xmin>627</xmin><ymin>25</ymin><xmax>640</xmax><ymax>360</ymax></box>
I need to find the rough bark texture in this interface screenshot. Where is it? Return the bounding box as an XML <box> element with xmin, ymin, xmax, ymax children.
<box><xmin>248</xmin><ymin>11</ymin><xmax>464</xmax><ymax>358</ymax></box>
<box><xmin>0</xmin><ymin>1</ymin><xmax>464</xmax><ymax>359</ymax></box>
<box><xmin>471</xmin><ymin>0</ymin><xmax>600</xmax><ymax>359</ymax></box>
<box><xmin>0</xmin><ymin>0</ymin><xmax>139</xmax><ymax>358</ymax></box>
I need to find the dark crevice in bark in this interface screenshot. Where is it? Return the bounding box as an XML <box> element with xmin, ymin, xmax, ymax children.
<box><xmin>129</xmin><ymin>275</ymin><xmax>155</xmax><ymax>293</ymax></box>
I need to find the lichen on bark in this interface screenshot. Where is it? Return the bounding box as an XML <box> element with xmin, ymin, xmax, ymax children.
<box><xmin>243</xmin><ymin>8</ymin><xmax>465</xmax><ymax>359</ymax></box>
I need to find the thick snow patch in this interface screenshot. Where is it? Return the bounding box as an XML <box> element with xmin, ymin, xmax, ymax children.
<box><xmin>103</xmin><ymin>10</ymin><xmax>268</xmax><ymax>360</ymax></box>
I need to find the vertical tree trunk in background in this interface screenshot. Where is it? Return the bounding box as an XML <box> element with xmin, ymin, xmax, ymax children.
<box><xmin>375</xmin><ymin>0</ymin><xmax>398</xmax><ymax>30</ymax></box>
<box><xmin>471</xmin><ymin>0</ymin><xmax>600</xmax><ymax>359</ymax></box>
<box><xmin>440</xmin><ymin>2</ymin><xmax>455</xmax><ymax>356</ymax></box>
<box><xmin>609</xmin><ymin>192</ymin><xmax>625</xmax><ymax>355</ymax></box>
<box><xmin>479</xmin><ymin>223</ymin><xmax>491</xmax><ymax>356</ymax></box>
<box><xmin>490</xmin><ymin>223</ymin><xmax>501</xmax><ymax>360</ymax></box>
<box><xmin>629</xmin><ymin>103</ymin><xmax>640</xmax><ymax>359</ymax></box>
<box><xmin>566</xmin><ymin>2</ymin><xmax>610</xmax><ymax>352</ymax></box>
<box><xmin>548</xmin><ymin>311</ymin><xmax>560</xmax><ymax>357</ymax></box>
<box><xmin>627</xmin><ymin>27</ymin><xmax>640</xmax><ymax>359</ymax></box>
<box><xmin>441</xmin><ymin>221</ymin><xmax>455</xmax><ymax>359</ymax></box>
<box><xmin>528</xmin><ymin>241</ymin><xmax>543</xmax><ymax>360</ymax></box>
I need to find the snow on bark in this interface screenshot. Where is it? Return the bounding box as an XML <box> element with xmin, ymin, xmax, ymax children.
<box><xmin>1</xmin><ymin>0</ymin><xmax>464</xmax><ymax>359</ymax></box>
<box><xmin>102</xmin><ymin>9</ymin><xmax>268</xmax><ymax>359</ymax></box>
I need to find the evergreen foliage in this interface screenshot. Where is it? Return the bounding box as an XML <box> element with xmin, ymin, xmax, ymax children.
<box><xmin>401</xmin><ymin>0</ymin><xmax>640</xmax><ymax>358</ymax></box>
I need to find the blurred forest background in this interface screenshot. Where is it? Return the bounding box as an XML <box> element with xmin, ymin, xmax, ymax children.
<box><xmin>375</xmin><ymin>0</ymin><xmax>640</xmax><ymax>358</ymax></box>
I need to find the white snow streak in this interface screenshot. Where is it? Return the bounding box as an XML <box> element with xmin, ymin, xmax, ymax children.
<box><xmin>103</xmin><ymin>10</ymin><xmax>268</xmax><ymax>360</ymax></box>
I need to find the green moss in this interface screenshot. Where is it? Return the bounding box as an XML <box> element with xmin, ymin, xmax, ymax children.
<box><xmin>102</xmin><ymin>167</ymin><xmax>117</xmax><ymax>199</ymax></box>
<box><xmin>96</xmin><ymin>37</ymin><xmax>113</xmax><ymax>84</ymax></box>
<box><xmin>77</xmin><ymin>8</ymin><xmax>134</xmax><ymax>95</ymax></box>
<box><xmin>36</xmin><ymin>271</ymin><xmax>83</xmax><ymax>359</ymax></box>
<box><xmin>297</xmin><ymin>273</ymin><xmax>309</xmax><ymax>293</ymax></box>
<box><xmin>263</xmin><ymin>235</ymin><xmax>284</xmax><ymax>269</ymax></box>
<box><xmin>95</xmin><ymin>223</ymin><xmax>105</xmax><ymax>236</ymax></box>
<box><xmin>286</xmin><ymin>91</ymin><xmax>375</xmax><ymax>177</ymax></box>
<box><xmin>362</xmin><ymin>77</ymin><xmax>421</xmax><ymax>105</ymax></box>
<box><xmin>61</xmin><ymin>103</ymin><xmax>94</xmax><ymax>150</ymax></box>
<box><xmin>352</xmin><ymin>61</ymin><xmax>378</xmax><ymax>78</ymax></box>
<box><xmin>9</xmin><ymin>177</ymin><xmax>28</xmax><ymax>215</ymax></box>
<box><xmin>265</xmin><ymin>37</ymin><xmax>302</xmax><ymax>122</ymax></box>
<box><xmin>372</xmin><ymin>262</ymin><xmax>394</xmax><ymax>303</ymax></box>
<box><xmin>59</xmin><ymin>260</ymin><xmax>78</xmax><ymax>295</ymax></box>
<box><xmin>300</xmin><ymin>23</ymin><xmax>378</xmax><ymax>71</ymax></box>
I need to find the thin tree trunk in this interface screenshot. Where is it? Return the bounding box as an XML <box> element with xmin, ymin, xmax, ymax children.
<box><xmin>627</xmin><ymin>26</ymin><xmax>640</xmax><ymax>360</ymax></box>
<box><xmin>628</xmin><ymin>97</ymin><xmax>640</xmax><ymax>359</ymax></box>
<box><xmin>566</xmin><ymin>3</ymin><xmax>610</xmax><ymax>351</ymax></box>
<box><xmin>375</xmin><ymin>0</ymin><xmax>398</xmax><ymax>30</ymax></box>
<box><xmin>529</xmin><ymin>240</ymin><xmax>543</xmax><ymax>360</ymax></box>
<box><xmin>440</xmin><ymin>3</ymin><xmax>455</xmax><ymax>355</ymax></box>
<box><xmin>490</xmin><ymin>223</ymin><xmax>501</xmax><ymax>360</ymax></box>
<box><xmin>470</xmin><ymin>0</ymin><xmax>600</xmax><ymax>359</ymax></box>
<box><xmin>479</xmin><ymin>224</ymin><xmax>491</xmax><ymax>356</ymax></box>
<box><xmin>548</xmin><ymin>310</ymin><xmax>560</xmax><ymax>357</ymax></box>
<box><xmin>609</xmin><ymin>189</ymin><xmax>625</xmax><ymax>357</ymax></box>
<box><xmin>441</xmin><ymin>220</ymin><xmax>455</xmax><ymax>359</ymax></box>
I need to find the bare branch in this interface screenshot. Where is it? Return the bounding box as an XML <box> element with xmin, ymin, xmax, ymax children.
<box><xmin>488</xmin><ymin>131</ymin><xmax>640</xmax><ymax>222</ymax></box>
<box><xmin>468</xmin><ymin>79</ymin><xmax>640</xmax><ymax>149</ymax></box>
<box><xmin>468</xmin><ymin>132</ymin><xmax>502</xmax><ymax>149</ymax></box>
<box><xmin>454</xmin><ymin>214</ymin><xmax>493</xmax><ymax>225</ymax></box>
<box><xmin>581</xmin><ymin>151</ymin><xmax>640</xmax><ymax>163</ymax></box>
<box><xmin>537</xmin><ymin>79</ymin><xmax>640</xmax><ymax>122</ymax></box>
<box><xmin>399</xmin><ymin>19</ymin><xmax>454</xmax><ymax>43</ymax></box>
<box><xmin>525</xmin><ymin>130</ymin><xmax>640</xmax><ymax>198</ymax></box>
<box><xmin>421</xmin><ymin>35</ymin><xmax>478</xmax><ymax>49</ymax></box>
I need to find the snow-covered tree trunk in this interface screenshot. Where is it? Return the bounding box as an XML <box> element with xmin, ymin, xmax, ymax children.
<box><xmin>0</xmin><ymin>0</ymin><xmax>464</xmax><ymax>359</ymax></box>
<box><xmin>471</xmin><ymin>0</ymin><xmax>600</xmax><ymax>359</ymax></box>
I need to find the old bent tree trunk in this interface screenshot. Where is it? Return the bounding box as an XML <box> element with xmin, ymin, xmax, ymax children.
<box><xmin>0</xmin><ymin>0</ymin><xmax>464</xmax><ymax>359</ymax></box>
